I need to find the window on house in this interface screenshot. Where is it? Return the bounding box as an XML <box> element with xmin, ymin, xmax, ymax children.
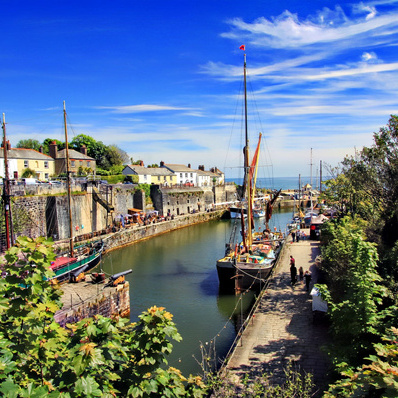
<box><xmin>164</xmin><ymin>176</ymin><xmax>166</xmax><ymax>181</ymax></box>
<box><xmin>180</xmin><ymin>173</ymin><xmax>182</xmax><ymax>178</ymax></box>
<box><xmin>158</xmin><ymin>176</ymin><xmax>160</xmax><ymax>181</ymax></box>
<box><xmin>24</xmin><ymin>160</ymin><xmax>28</xmax><ymax>168</ymax></box>
<box><xmin>190</xmin><ymin>173</ymin><xmax>193</xmax><ymax>177</ymax></box>
<box><xmin>185</xmin><ymin>173</ymin><xmax>188</xmax><ymax>178</ymax></box>
<box><xmin>87</xmin><ymin>161</ymin><xmax>90</xmax><ymax>167</ymax></box>
<box><xmin>45</xmin><ymin>173</ymin><xmax>49</xmax><ymax>179</ymax></box>
<box><xmin>35</xmin><ymin>161</ymin><xmax>39</xmax><ymax>168</ymax></box>
<box><xmin>44</xmin><ymin>161</ymin><xmax>49</xmax><ymax>168</ymax></box>
<box><xmin>80</xmin><ymin>161</ymin><xmax>83</xmax><ymax>166</ymax></box>
<box><xmin>71</xmin><ymin>161</ymin><xmax>75</xmax><ymax>167</ymax></box>
<box><xmin>144</xmin><ymin>175</ymin><xmax>147</xmax><ymax>180</ymax></box>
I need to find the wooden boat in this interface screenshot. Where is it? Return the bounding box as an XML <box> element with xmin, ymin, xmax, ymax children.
<box><xmin>0</xmin><ymin>106</ymin><xmax>103</xmax><ymax>283</ymax></box>
<box><xmin>50</xmin><ymin>241</ymin><xmax>104</xmax><ymax>283</ymax></box>
<box><xmin>50</xmin><ymin>102</ymin><xmax>104</xmax><ymax>283</ymax></box>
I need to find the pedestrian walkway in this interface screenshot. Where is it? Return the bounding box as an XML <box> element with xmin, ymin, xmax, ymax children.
<box><xmin>224</xmin><ymin>230</ymin><xmax>331</xmax><ymax>396</ymax></box>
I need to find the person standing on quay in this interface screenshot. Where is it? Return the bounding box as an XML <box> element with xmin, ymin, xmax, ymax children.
<box><xmin>290</xmin><ymin>256</ymin><xmax>297</xmax><ymax>285</ymax></box>
<box><xmin>304</xmin><ymin>270</ymin><xmax>312</xmax><ymax>291</ymax></box>
<box><xmin>291</xmin><ymin>230</ymin><xmax>296</xmax><ymax>243</ymax></box>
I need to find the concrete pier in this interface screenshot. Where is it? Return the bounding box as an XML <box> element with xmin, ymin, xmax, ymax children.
<box><xmin>223</xmin><ymin>230</ymin><xmax>331</xmax><ymax>396</ymax></box>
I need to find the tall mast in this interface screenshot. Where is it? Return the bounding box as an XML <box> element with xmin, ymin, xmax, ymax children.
<box><xmin>63</xmin><ymin>101</ymin><xmax>74</xmax><ymax>256</ymax></box>
<box><xmin>2</xmin><ymin>114</ymin><xmax>13</xmax><ymax>249</ymax></box>
<box><xmin>320</xmin><ymin>160</ymin><xmax>323</xmax><ymax>194</ymax></box>
<box><xmin>310</xmin><ymin>148</ymin><xmax>313</xmax><ymax>188</ymax></box>
<box><xmin>242</xmin><ymin>52</ymin><xmax>252</xmax><ymax>247</ymax></box>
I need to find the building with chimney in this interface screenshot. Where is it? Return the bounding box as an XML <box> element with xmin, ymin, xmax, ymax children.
<box><xmin>122</xmin><ymin>163</ymin><xmax>175</xmax><ymax>185</ymax></box>
<box><xmin>49</xmin><ymin>142</ymin><xmax>96</xmax><ymax>176</ymax></box>
<box><xmin>0</xmin><ymin>141</ymin><xmax>55</xmax><ymax>180</ymax></box>
<box><xmin>160</xmin><ymin>162</ymin><xmax>197</xmax><ymax>186</ymax></box>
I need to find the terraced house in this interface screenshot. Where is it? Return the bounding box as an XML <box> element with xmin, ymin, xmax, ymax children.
<box><xmin>0</xmin><ymin>140</ymin><xmax>55</xmax><ymax>180</ymax></box>
<box><xmin>122</xmin><ymin>164</ymin><xmax>175</xmax><ymax>186</ymax></box>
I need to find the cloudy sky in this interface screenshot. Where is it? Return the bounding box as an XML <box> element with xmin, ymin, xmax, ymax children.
<box><xmin>1</xmin><ymin>0</ymin><xmax>398</xmax><ymax>178</ymax></box>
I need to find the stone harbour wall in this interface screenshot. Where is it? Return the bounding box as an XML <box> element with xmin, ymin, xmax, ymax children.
<box><xmin>55</xmin><ymin>282</ymin><xmax>130</xmax><ymax>327</ymax></box>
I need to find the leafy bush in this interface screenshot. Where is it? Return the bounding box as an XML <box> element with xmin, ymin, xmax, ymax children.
<box><xmin>105</xmin><ymin>175</ymin><xmax>125</xmax><ymax>184</ymax></box>
<box><xmin>95</xmin><ymin>168</ymin><xmax>111</xmax><ymax>176</ymax></box>
<box><xmin>21</xmin><ymin>167</ymin><xmax>37</xmax><ymax>178</ymax></box>
<box><xmin>0</xmin><ymin>236</ymin><xmax>206</xmax><ymax>397</ymax></box>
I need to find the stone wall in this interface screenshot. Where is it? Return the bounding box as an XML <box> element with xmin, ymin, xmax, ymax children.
<box><xmin>214</xmin><ymin>184</ymin><xmax>237</xmax><ymax>204</ymax></box>
<box><xmin>6</xmin><ymin>188</ymin><xmax>141</xmax><ymax>243</ymax></box>
<box><xmin>150</xmin><ymin>185</ymin><xmax>236</xmax><ymax>216</ymax></box>
<box><xmin>54</xmin><ymin>282</ymin><xmax>130</xmax><ymax>327</ymax></box>
<box><xmin>2</xmin><ymin>184</ymin><xmax>233</xmax><ymax>249</ymax></box>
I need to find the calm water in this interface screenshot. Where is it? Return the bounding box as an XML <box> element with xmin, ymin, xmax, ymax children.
<box><xmin>101</xmin><ymin>208</ymin><xmax>293</xmax><ymax>376</ymax></box>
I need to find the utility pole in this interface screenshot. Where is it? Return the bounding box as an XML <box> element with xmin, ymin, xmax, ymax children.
<box><xmin>2</xmin><ymin>114</ymin><xmax>13</xmax><ymax>249</ymax></box>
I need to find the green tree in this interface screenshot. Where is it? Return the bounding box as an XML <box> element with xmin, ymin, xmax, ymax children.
<box><xmin>325</xmin><ymin>327</ymin><xmax>398</xmax><ymax>397</ymax></box>
<box><xmin>70</xmin><ymin>134</ymin><xmax>109</xmax><ymax>170</ymax></box>
<box><xmin>16</xmin><ymin>139</ymin><xmax>41</xmax><ymax>151</ymax></box>
<box><xmin>317</xmin><ymin>217</ymin><xmax>390</xmax><ymax>367</ymax></box>
<box><xmin>106</xmin><ymin>145</ymin><xmax>125</xmax><ymax>168</ymax></box>
<box><xmin>0</xmin><ymin>236</ymin><xmax>206</xmax><ymax>397</ymax></box>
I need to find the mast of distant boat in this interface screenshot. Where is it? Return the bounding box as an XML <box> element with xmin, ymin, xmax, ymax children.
<box><xmin>63</xmin><ymin>101</ymin><xmax>74</xmax><ymax>256</ymax></box>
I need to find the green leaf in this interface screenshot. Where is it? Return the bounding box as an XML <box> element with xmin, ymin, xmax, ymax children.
<box><xmin>74</xmin><ymin>376</ymin><xmax>102</xmax><ymax>397</ymax></box>
<box><xmin>0</xmin><ymin>377</ymin><xmax>20</xmax><ymax>398</ymax></box>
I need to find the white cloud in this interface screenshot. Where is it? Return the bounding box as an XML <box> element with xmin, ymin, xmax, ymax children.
<box><xmin>353</xmin><ymin>3</ymin><xmax>377</xmax><ymax>20</ymax></box>
<box><xmin>95</xmin><ymin>104</ymin><xmax>197</xmax><ymax>114</ymax></box>
<box><xmin>222</xmin><ymin>8</ymin><xmax>398</xmax><ymax>49</ymax></box>
<box><xmin>361</xmin><ymin>51</ymin><xmax>378</xmax><ymax>61</ymax></box>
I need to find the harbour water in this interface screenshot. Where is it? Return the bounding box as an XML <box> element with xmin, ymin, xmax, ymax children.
<box><xmin>101</xmin><ymin>208</ymin><xmax>293</xmax><ymax>376</ymax></box>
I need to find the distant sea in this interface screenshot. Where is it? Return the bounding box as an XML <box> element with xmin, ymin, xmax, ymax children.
<box><xmin>225</xmin><ymin>176</ymin><xmax>327</xmax><ymax>191</ymax></box>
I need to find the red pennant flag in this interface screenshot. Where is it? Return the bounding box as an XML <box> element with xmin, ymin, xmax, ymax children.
<box><xmin>239</xmin><ymin>45</ymin><xmax>245</xmax><ymax>50</ymax></box>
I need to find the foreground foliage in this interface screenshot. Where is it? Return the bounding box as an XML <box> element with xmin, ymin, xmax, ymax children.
<box><xmin>317</xmin><ymin>116</ymin><xmax>398</xmax><ymax>396</ymax></box>
<box><xmin>0</xmin><ymin>236</ymin><xmax>205</xmax><ymax>397</ymax></box>
<box><xmin>208</xmin><ymin>363</ymin><xmax>314</xmax><ymax>398</ymax></box>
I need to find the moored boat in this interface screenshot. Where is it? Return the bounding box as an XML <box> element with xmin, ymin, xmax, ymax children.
<box><xmin>216</xmin><ymin>48</ymin><xmax>283</xmax><ymax>293</ymax></box>
<box><xmin>50</xmin><ymin>240</ymin><xmax>104</xmax><ymax>283</ymax></box>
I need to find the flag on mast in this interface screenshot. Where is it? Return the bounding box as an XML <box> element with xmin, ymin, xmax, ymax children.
<box><xmin>239</xmin><ymin>44</ymin><xmax>245</xmax><ymax>50</ymax></box>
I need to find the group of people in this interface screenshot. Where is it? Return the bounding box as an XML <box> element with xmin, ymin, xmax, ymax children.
<box><xmin>291</xmin><ymin>230</ymin><xmax>304</xmax><ymax>243</ymax></box>
<box><xmin>289</xmin><ymin>255</ymin><xmax>312</xmax><ymax>291</ymax></box>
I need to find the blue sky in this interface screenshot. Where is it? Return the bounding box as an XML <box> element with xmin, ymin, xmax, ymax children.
<box><xmin>1</xmin><ymin>0</ymin><xmax>398</xmax><ymax>178</ymax></box>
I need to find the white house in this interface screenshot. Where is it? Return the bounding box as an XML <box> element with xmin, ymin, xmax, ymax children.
<box><xmin>160</xmin><ymin>162</ymin><xmax>197</xmax><ymax>186</ymax></box>
<box><xmin>122</xmin><ymin>165</ymin><xmax>151</xmax><ymax>184</ymax></box>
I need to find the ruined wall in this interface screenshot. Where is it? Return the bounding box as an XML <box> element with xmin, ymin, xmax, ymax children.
<box><xmin>213</xmin><ymin>184</ymin><xmax>237</xmax><ymax>203</ymax></box>
<box><xmin>8</xmin><ymin>189</ymin><xmax>144</xmax><ymax>243</ymax></box>
<box><xmin>54</xmin><ymin>282</ymin><xmax>130</xmax><ymax>327</ymax></box>
<box><xmin>150</xmin><ymin>185</ymin><xmax>229</xmax><ymax>216</ymax></box>
<box><xmin>3</xmin><ymin>186</ymin><xmax>228</xmax><ymax>247</ymax></box>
